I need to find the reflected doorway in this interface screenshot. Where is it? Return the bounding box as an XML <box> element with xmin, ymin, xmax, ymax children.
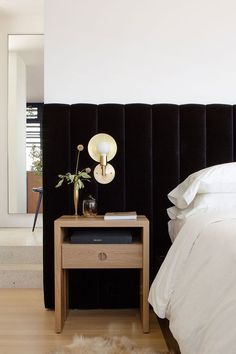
<box><xmin>26</xmin><ymin>103</ymin><xmax>43</xmax><ymax>213</ymax></box>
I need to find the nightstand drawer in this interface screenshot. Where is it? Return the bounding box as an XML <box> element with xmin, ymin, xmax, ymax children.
<box><xmin>62</xmin><ymin>243</ymin><xmax>142</xmax><ymax>268</ymax></box>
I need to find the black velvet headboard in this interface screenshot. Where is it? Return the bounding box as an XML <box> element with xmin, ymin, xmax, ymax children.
<box><xmin>42</xmin><ymin>103</ymin><xmax>236</xmax><ymax>309</ymax></box>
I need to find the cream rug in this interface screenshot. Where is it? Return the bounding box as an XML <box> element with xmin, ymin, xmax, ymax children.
<box><xmin>50</xmin><ymin>335</ymin><xmax>168</xmax><ymax>354</ymax></box>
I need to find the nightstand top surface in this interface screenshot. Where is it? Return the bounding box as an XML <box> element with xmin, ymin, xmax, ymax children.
<box><xmin>55</xmin><ymin>215</ymin><xmax>149</xmax><ymax>227</ymax></box>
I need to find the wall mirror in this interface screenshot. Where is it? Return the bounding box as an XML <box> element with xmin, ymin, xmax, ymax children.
<box><xmin>8</xmin><ymin>34</ymin><xmax>44</xmax><ymax>214</ymax></box>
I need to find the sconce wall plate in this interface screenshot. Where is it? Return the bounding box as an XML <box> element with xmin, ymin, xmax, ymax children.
<box><xmin>94</xmin><ymin>163</ymin><xmax>115</xmax><ymax>184</ymax></box>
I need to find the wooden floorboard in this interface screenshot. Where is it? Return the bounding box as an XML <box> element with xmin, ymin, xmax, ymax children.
<box><xmin>0</xmin><ymin>289</ymin><xmax>168</xmax><ymax>354</ymax></box>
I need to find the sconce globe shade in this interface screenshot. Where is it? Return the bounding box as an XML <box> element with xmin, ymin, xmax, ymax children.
<box><xmin>97</xmin><ymin>141</ymin><xmax>110</xmax><ymax>155</ymax></box>
<box><xmin>88</xmin><ymin>133</ymin><xmax>117</xmax><ymax>162</ymax></box>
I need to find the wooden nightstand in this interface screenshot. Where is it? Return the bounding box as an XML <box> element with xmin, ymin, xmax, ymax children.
<box><xmin>54</xmin><ymin>215</ymin><xmax>149</xmax><ymax>333</ymax></box>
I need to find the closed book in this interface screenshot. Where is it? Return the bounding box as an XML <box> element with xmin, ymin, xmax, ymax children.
<box><xmin>70</xmin><ymin>228</ymin><xmax>132</xmax><ymax>244</ymax></box>
<box><xmin>104</xmin><ymin>211</ymin><xmax>137</xmax><ymax>220</ymax></box>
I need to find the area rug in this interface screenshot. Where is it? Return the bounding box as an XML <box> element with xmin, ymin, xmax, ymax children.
<box><xmin>50</xmin><ymin>335</ymin><xmax>168</xmax><ymax>354</ymax></box>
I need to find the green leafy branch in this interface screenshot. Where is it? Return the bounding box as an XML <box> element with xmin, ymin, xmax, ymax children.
<box><xmin>55</xmin><ymin>144</ymin><xmax>91</xmax><ymax>189</ymax></box>
<box><xmin>55</xmin><ymin>169</ymin><xmax>91</xmax><ymax>189</ymax></box>
<box><xmin>29</xmin><ymin>145</ymin><xmax>42</xmax><ymax>175</ymax></box>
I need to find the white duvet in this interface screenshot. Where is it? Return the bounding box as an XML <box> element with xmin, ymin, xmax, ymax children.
<box><xmin>148</xmin><ymin>211</ymin><xmax>236</xmax><ymax>354</ymax></box>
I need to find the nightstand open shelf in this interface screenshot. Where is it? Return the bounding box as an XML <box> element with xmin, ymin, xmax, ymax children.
<box><xmin>54</xmin><ymin>215</ymin><xmax>150</xmax><ymax>333</ymax></box>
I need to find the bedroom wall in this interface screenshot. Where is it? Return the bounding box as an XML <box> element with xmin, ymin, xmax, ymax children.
<box><xmin>0</xmin><ymin>12</ymin><xmax>43</xmax><ymax>226</ymax></box>
<box><xmin>44</xmin><ymin>0</ymin><xmax>236</xmax><ymax>104</ymax></box>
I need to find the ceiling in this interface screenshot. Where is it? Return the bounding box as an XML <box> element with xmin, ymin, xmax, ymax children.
<box><xmin>0</xmin><ymin>0</ymin><xmax>43</xmax><ymax>16</ymax></box>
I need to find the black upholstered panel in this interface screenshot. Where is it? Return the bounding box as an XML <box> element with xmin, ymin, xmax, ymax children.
<box><xmin>97</xmin><ymin>104</ymin><xmax>126</xmax><ymax>213</ymax></box>
<box><xmin>43</xmin><ymin>103</ymin><xmax>236</xmax><ymax>308</ymax></box>
<box><xmin>125</xmin><ymin>104</ymin><xmax>153</xmax><ymax>217</ymax></box>
<box><xmin>152</xmin><ymin>104</ymin><xmax>180</xmax><ymax>271</ymax></box>
<box><xmin>70</xmin><ymin>104</ymin><xmax>98</xmax><ymax>212</ymax></box>
<box><xmin>42</xmin><ymin>104</ymin><xmax>71</xmax><ymax>308</ymax></box>
<box><xmin>179</xmin><ymin>105</ymin><xmax>206</xmax><ymax>180</ymax></box>
<box><xmin>206</xmin><ymin>104</ymin><xmax>234</xmax><ymax>165</ymax></box>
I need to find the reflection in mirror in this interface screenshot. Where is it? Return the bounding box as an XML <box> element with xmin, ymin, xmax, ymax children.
<box><xmin>8</xmin><ymin>34</ymin><xmax>44</xmax><ymax>214</ymax></box>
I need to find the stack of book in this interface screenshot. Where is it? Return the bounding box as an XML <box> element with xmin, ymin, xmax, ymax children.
<box><xmin>104</xmin><ymin>211</ymin><xmax>137</xmax><ymax>220</ymax></box>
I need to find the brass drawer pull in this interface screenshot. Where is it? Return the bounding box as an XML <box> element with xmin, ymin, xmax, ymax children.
<box><xmin>98</xmin><ymin>252</ymin><xmax>107</xmax><ymax>261</ymax></box>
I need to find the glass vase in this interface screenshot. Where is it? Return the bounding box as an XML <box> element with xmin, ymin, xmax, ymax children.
<box><xmin>82</xmin><ymin>195</ymin><xmax>97</xmax><ymax>217</ymax></box>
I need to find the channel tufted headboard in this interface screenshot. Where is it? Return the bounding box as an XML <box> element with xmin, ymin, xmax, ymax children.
<box><xmin>42</xmin><ymin>103</ymin><xmax>236</xmax><ymax>309</ymax></box>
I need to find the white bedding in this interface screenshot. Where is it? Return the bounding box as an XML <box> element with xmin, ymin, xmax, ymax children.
<box><xmin>149</xmin><ymin>211</ymin><xmax>236</xmax><ymax>354</ymax></box>
<box><xmin>168</xmin><ymin>219</ymin><xmax>185</xmax><ymax>242</ymax></box>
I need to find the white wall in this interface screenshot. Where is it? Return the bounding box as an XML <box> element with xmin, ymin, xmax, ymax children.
<box><xmin>0</xmin><ymin>13</ymin><xmax>43</xmax><ymax>226</ymax></box>
<box><xmin>3</xmin><ymin>0</ymin><xmax>235</xmax><ymax>226</ymax></box>
<box><xmin>45</xmin><ymin>0</ymin><xmax>236</xmax><ymax>104</ymax></box>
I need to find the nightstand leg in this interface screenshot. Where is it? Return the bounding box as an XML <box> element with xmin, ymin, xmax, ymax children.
<box><xmin>142</xmin><ymin>224</ymin><xmax>150</xmax><ymax>333</ymax></box>
<box><xmin>55</xmin><ymin>270</ymin><xmax>68</xmax><ymax>333</ymax></box>
<box><xmin>143</xmin><ymin>270</ymin><xmax>150</xmax><ymax>333</ymax></box>
<box><xmin>63</xmin><ymin>269</ymin><xmax>69</xmax><ymax>319</ymax></box>
<box><xmin>140</xmin><ymin>269</ymin><xmax>150</xmax><ymax>333</ymax></box>
<box><xmin>55</xmin><ymin>268</ymin><xmax>63</xmax><ymax>333</ymax></box>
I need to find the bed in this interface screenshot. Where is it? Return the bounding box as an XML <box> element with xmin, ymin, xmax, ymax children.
<box><xmin>149</xmin><ymin>162</ymin><xmax>236</xmax><ymax>354</ymax></box>
<box><xmin>43</xmin><ymin>103</ymin><xmax>236</xmax><ymax>350</ymax></box>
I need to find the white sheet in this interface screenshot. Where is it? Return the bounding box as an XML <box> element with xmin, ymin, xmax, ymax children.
<box><xmin>149</xmin><ymin>211</ymin><xmax>236</xmax><ymax>354</ymax></box>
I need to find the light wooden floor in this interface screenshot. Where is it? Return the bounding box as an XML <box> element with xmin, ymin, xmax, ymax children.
<box><xmin>0</xmin><ymin>228</ymin><xmax>42</xmax><ymax>246</ymax></box>
<box><xmin>0</xmin><ymin>289</ymin><xmax>168</xmax><ymax>354</ymax></box>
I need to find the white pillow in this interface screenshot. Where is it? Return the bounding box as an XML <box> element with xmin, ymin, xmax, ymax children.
<box><xmin>168</xmin><ymin>162</ymin><xmax>236</xmax><ymax>209</ymax></box>
<box><xmin>167</xmin><ymin>193</ymin><xmax>236</xmax><ymax>220</ymax></box>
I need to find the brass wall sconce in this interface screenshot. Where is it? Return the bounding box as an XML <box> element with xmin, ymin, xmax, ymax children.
<box><xmin>88</xmin><ymin>133</ymin><xmax>117</xmax><ymax>184</ymax></box>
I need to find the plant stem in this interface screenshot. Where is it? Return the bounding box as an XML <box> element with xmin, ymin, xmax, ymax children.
<box><xmin>75</xmin><ymin>150</ymin><xmax>80</xmax><ymax>175</ymax></box>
